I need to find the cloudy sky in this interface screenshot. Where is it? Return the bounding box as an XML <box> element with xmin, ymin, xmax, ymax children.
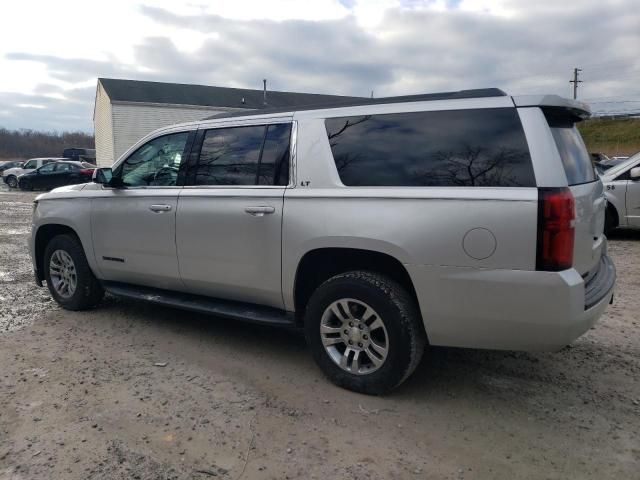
<box><xmin>1</xmin><ymin>0</ymin><xmax>639</xmax><ymax>132</ymax></box>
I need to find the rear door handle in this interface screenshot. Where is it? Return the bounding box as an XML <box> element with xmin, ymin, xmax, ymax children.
<box><xmin>244</xmin><ymin>206</ymin><xmax>275</xmax><ymax>217</ymax></box>
<box><xmin>149</xmin><ymin>204</ymin><xmax>172</xmax><ymax>212</ymax></box>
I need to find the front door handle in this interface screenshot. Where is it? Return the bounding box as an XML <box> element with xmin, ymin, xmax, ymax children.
<box><xmin>149</xmin><ymin>204</ymin><xmax>172</xmax><ymax>212</ymax></box>
<box><xmin>244</xmin><ymin>206</ymin><xmax>275</xmax><ymax>217</ymax></box>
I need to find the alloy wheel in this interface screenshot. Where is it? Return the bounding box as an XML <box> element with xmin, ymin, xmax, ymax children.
<box><xmin>320</xmin><ymin>298</ymin><xmax>389</xmax><ymax>375</ymax></box>
<box><xmin>49</xmin><ymin>249</ymin><xmax>77</xmax><ymax>298</ymax></box>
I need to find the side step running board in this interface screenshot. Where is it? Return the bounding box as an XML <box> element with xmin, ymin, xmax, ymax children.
<box><xmin>102</xmin><ymin>281</ymin><xmax>296</xmax><ymax>327</ymax></box>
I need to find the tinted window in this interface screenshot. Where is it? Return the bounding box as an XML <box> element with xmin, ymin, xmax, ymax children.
<box><xmin>325</xmin><ymin>108</ymin><xmax>535</xmax><ymax>187</ymax></box>
<box><xmin>550</xmin><ymin>127</ymin><xmax>596</xmax><ymax>185</ymax></box>
<box><xmin>24</xmin><ymin>160</ymin><xmax>37</xmax><ymax>169</ymax></box>
<box><xmin>38</xmin><ymin>163</ymin><xmax>56</xmax><ymax>173</ymax></box>
<box><xmin>117</xmin><ymin>132</ymin><xmax>189</xmax><ymax>187</ymax></box>
<box><xmin>258</xmin><ymin>124</ymin><xmax>291</xmax><ymax>185</ymax></box>
<box><xmin>196</xmin><ymin>126</ymin><xmax>264</xmax><ymax>186</ymax></box>
<box><xmin>55</xmin><ymin>163</ymin><xmax>72</xmax><ymax>172</ymax></box>
<box><xmin>195</xmin><ymin>124</ymin><xmax>291</xmax><ymax>186</ymax></box>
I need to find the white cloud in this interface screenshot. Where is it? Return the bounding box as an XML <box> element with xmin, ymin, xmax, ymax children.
<box><xmin>0</xmin><ymin>0</ymin><xmax>639</xmax><ymax>130</ymax></box>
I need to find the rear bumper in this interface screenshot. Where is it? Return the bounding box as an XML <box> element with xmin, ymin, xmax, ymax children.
<box><xmin>408</xmin><ymin>255</ymin><xmax>616</xmax><ymax>351</ymax></box>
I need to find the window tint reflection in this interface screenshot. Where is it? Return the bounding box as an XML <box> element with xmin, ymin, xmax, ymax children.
<box><xmin>195</xmin><ymin>124</ymin><xmax>291</xmax><ymax>186</ymax></box>
<box><xmin>551</xmin><ymin>127</ymin><xmax>596</xmax><ymax>185</ymax></box>
<box><xmin>258</xmin><ymin>124</ymin><xmax>291</xmax><ymax>186</ymax></box>
<box><xmin>325</xmin><ymin>108</ymin><xmax>536</xmax><ymax>187</ymax></box>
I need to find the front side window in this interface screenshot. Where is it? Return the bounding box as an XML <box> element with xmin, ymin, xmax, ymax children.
<box><xmin>194</xmin><ymin>123</ymin><xmax>291</xmax><ymax>186</ymax></box>
<box><xmin>325</xmin><ymin>108</ymin><xmax>535</xmax><ymax>187</ymax></box>
<box><xmin>24</xmin><ymin>160</ymin><xmax>37</xmax><ymax>169</ymax></box>
<box><xmin>117</xmin><ymin>132</ymin><xmax>189</xmax><ymax>187</ymax></box>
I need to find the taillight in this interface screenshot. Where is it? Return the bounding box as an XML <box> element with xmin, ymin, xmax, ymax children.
<box><xmin>537</xmin><ymin>187</ymin><xmax>575</xmax><ymax>271</ymax></box>
<box><xmin>79</xmin><ymin>168</ymin><xmax>94</xmax><ymax>175</ymax></box>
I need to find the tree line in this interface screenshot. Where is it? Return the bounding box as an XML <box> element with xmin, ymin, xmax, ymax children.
<box><xmin>0</xmin><ymin>127</ymin><xmax>94</xmax><ymax>160</ymax></box>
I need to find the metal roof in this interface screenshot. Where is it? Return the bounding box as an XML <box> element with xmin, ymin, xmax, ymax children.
<box><xmin>98</xmin><ymin>78</ymin><xmax>363</xmax><ymax>110</ymax></box>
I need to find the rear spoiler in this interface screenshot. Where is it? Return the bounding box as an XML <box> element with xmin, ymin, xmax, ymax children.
<box><xmin>512</xmin><ymin>95</ymin><xmax>591</xmax><ymax>122</ymax></box>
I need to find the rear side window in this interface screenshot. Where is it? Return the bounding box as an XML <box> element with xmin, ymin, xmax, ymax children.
<box><xmin>195</xmin><ymin>124</ymin><xmax>291</xmax><ymax>186</ymax></box>
<box><xmin>549</xmin><ymin>127</ymin><xmax>596</xmax><ymax>185</ymax></box>
<box><xmin>324</xmin><ymin>108</ymin><xmax>535</xmax><ymax>187</ymax></box>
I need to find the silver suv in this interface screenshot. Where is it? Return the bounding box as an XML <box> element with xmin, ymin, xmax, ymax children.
<box><xmin>30</xmin><ymin>89</ymin><xmax>616</xmax><ymax>394</ymax></box>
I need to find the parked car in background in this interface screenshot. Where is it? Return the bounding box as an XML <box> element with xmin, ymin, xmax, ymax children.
<box><xmin>595</xmin><ymin>157</ymin><xmax>627</xmax><ymax>174</ymax></box>
<box><xmin>30</xmin><ymin>90</ymin><xmax>615</xmax><ymax>394</ymax></box>
<box><xmin>2</xmin><ymin>158</ymin><xmax>66</xmax><ymax>188</ymax></box>
<box><xmin>0</xmin><ymin>160</ymin><xmax>24</xmax><ymax>175</ymax></box>
<box><xmin>599</xmin><ymin>151</ymin><xmax>640</xmax><ymax>232</ymax></box>
<box><xmin>63</xmin><ymin>148</ymin><xmax>96</xmax><ymax>163</ymax></box>
<box><xmin>591</xmin><ymin>152</ymin><xmax>610</xmax><ymax>164</ymax></box>
<box><xmin>18</xmin><ymin>161</ymin><xmax>96</xmax><ymax>191</ymax></box>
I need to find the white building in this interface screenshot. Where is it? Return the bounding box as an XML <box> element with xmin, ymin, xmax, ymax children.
<box><xmin>93</xmin><ymin>78</ymin><xmax>358</xmax><ymax>166</ymax></box>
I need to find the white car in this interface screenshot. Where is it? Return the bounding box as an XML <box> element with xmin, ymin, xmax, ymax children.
<box><xmin>598</xmin><ymin>152</ymin><xmax>640</xmax><ymax>232</ymax></box>
<box><xmin>2</xmin><ymin>158</ymin><xmax>66</xmax><ymax>188</ymax></box>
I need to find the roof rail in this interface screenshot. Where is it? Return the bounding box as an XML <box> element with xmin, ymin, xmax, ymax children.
<box><xmin>204</xmin><ymin>88</ymin><xmax>507</xmax><ymax>120</ymax></box>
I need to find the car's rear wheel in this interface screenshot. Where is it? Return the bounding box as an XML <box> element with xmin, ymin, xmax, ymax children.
<box><xmin>304</xmin><ymin>271</ymin><xmax>426</xmax><ymax>395</ymax></box>
<box><xmin>6</xmin><ymin>175</ymin><xmax>17</xmax><ymax>188</ymax></box>
<box><xmin>44</xmin><ymin>234</ymin><xmax>104</xmax><ymax>310</ymax></box>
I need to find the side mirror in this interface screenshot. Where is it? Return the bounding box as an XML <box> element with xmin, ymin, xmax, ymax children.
<box><xmin>93</xmin><ymin>167</ymin><xmax>123</xmax><ymax>188</ymax></box>
<box><xmin>93</xmin><ymin>167</ymin><xmax>112</xmax><ymax>184</ymax></box>
<box><xmin>630</xmin><ymin>167</ymin><xmax>640</xmax><ymax>180</ymax></box>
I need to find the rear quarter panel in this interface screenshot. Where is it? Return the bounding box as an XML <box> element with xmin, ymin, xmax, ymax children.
<box><xmin>282</xmin><ymin>115</ymin><xmax>540</xmax><ymax>318</ymax></box>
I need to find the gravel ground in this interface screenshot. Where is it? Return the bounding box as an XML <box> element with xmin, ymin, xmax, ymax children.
<box><xmin>0</xmin><ymin>184</ymin><xmax>639</xmax><ymax>479</ymax></box>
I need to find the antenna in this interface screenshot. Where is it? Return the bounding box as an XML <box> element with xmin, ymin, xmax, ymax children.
<box><xmin>263</xmin><ymin>79</ymin><xmax>267</xmax><ymax>106</ymax></box>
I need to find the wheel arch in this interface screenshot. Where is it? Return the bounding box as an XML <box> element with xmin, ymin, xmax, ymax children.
<box><xmin>292</xmin><ymin>247</ymin><xmax>422</xmax><ymax>327</ymax></box>
<box><xmin>605</xmin><ymin>201</ymin><xmax>620</xmax><ymax>231</ymax></box>
<box><xmin>34</xmin><ymin>224</ymin><xmax>84</xmax><ymax>284</ymax></box>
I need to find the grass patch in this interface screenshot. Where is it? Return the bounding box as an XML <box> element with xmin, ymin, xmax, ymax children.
<box><xmin>578</xmin><ymin>118</ymin><xmax>640</xmax><ymax>157</ymax></box>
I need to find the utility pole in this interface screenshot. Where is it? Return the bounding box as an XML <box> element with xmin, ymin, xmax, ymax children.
<box><xmin>569</xmin><ymin>67</ymin><xmax>582</xmax><ymax>99</ymax></box>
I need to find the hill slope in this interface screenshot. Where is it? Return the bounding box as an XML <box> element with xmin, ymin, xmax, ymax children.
<box><xmin>578</xmin><ymin>118</ymin><xmax>640</xmax><ymax>157</ymax></box>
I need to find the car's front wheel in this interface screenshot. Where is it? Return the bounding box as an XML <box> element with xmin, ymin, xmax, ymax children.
<box><xmin>304</xmin><ymin>271</ymin><xmax>426</xmax><ymax>395</ymax></box>
<box><xmin>6</xmin><ymin>175</ymin><xmax>18</xmax><ymax>188</ymax></box>
<box><xmin>44</xmin><ymin>234</ymin><xmax>104</xmax><ymax>310</ymax></box>
<box><xmin>19</xmin><ymin>179</ymin><xmax>32</xmax><ymax>191</ymax></box>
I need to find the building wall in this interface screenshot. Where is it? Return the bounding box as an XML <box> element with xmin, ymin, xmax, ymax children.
<box><xmin>93</xmin><ymin>83</ymin><xmax>115</xmax><ymax>167</ymax></box>
<box><xmin>110</xmin><ymin>103</ymin><xmax>242</xmax><ymax>164</ymax></box>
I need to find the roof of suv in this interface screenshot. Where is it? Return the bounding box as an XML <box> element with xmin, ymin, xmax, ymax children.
<box><xmin>204</xmin><ymin>88</ymin><xmax>509</xmax><ymax>120</ymax></box>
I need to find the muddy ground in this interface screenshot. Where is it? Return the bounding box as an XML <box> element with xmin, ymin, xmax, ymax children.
<box><xmin>0</xmin><ymin>185</ymin><xmax>639</xmax><ymax>480</ymax></box>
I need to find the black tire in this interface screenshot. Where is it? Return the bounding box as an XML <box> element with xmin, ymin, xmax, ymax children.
<box><xmin>6</xmin><ymin>175</ymin><xmax>17</xmax><ymax>188</ymax></box>
<box><xmin>19</xmin><ymin>179</ymin><xmax>32</xmax><ymax>191</ymax></box>
<box><xmin>43</xmin><ymin>234</ymin><xmax>104</xmax><ymax>310</ymax></box>
<box><xmin>304</xmin><ymin>271</ymin><xmax>426</xmax><ymax>395</ymax></box>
